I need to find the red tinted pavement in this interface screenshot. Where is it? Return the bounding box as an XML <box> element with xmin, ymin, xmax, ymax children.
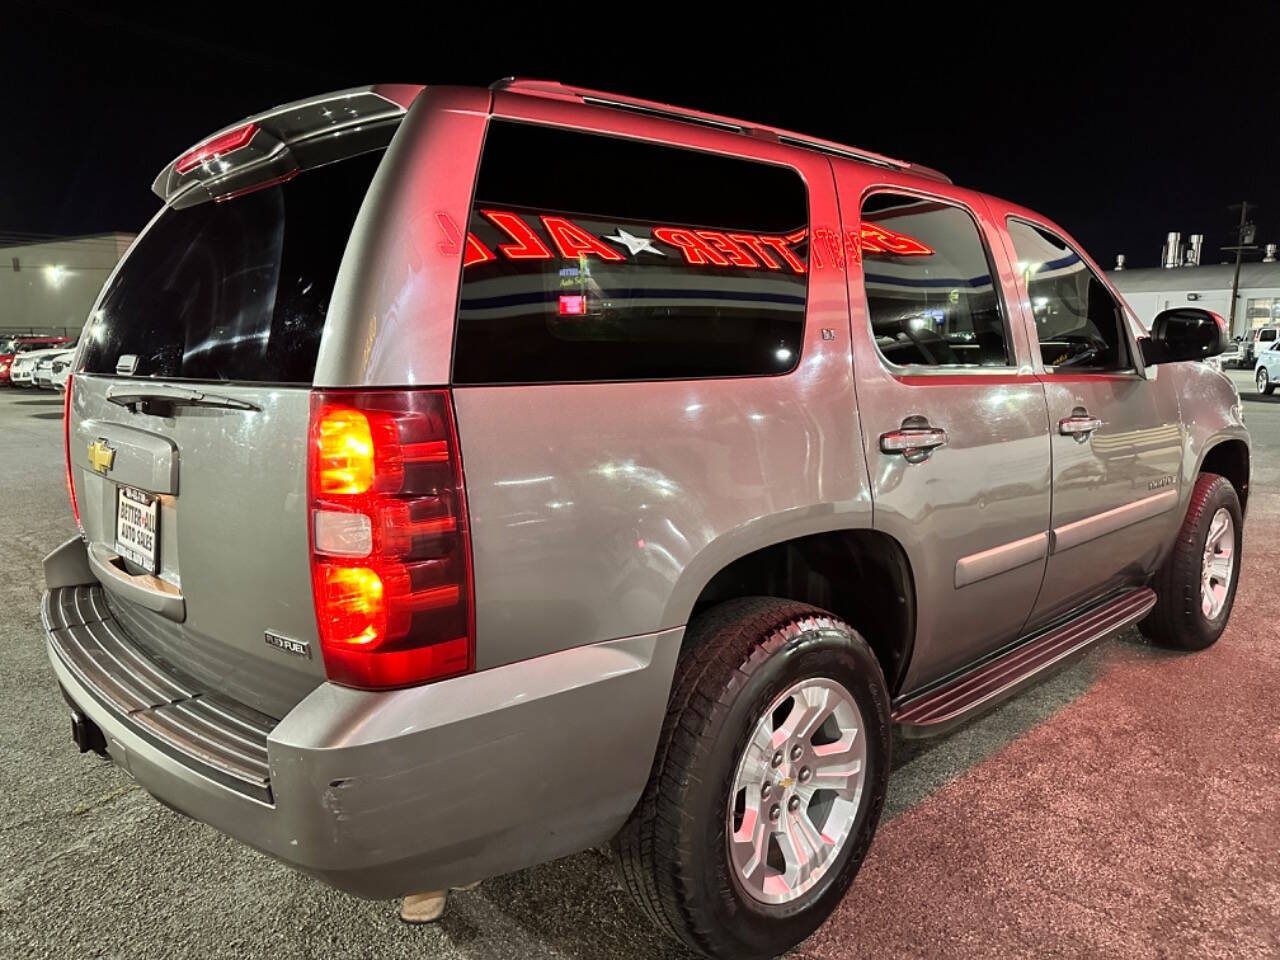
<box><xmin>803</xmin><ymin>514</ymin><xmax>1280</xmax><ymax>960</ymax></box>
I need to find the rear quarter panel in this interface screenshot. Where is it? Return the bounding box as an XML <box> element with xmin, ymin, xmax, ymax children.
<box><xmin>314</xmin><ymin>86</ymin><xmax>491</xmax><ymax>389</ymax></box>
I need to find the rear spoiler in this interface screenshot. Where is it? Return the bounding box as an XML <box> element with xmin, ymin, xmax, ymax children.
<box><xmin>152</xmin><ymin>84</ymin><xmax>423</xmax><ymax>208</ymax></box>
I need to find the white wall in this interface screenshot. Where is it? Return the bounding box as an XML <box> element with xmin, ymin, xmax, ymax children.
<box><xmin>0</xmin><ymin>234</ymin><xmax>134</xmax><ymax>335</ymax></box>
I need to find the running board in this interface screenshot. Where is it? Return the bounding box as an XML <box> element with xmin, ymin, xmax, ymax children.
<box><xmin>892</xmin><ymin>587</ymin><xmax>1156</xmax><ymax>737</ymax></box>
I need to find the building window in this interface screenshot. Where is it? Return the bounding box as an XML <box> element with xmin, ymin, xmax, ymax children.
<box><xmin>1246</xmin><ymin>298</ymin><xmax>1280</xmax><ymax>329</ymax></box>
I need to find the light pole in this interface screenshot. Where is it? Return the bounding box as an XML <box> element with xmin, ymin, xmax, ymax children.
<box><xmin>1222</xmin><ymin>201</ymin><xmax>1257</xmax><ymax>339</ymax></box>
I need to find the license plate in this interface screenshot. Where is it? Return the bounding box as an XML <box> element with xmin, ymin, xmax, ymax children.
<box><xmin>116</xmin><ymin>486</ymin><xmax>159</xmax><ymax>575</ymax></box>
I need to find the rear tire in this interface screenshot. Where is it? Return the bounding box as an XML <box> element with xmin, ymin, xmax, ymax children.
<box><xmin>1258</xmin><ymin>367</ymin><xmax>1276</xmax><ymax>395</ymax></box>
<box><xmin>1139</xmin><ymin>473</ymin><xmax>1242</xmax><ymax>651</ymax></box>
<box><xmin>613</xmin><ymin>597</ymin><xmax>891</xmax><ymax>960</ymax></box>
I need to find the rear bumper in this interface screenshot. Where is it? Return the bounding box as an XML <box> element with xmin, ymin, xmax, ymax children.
<box><xmin>43</xmin><ymin>561</ymin><xmax>680</xmax><ymax>897</ymax></box>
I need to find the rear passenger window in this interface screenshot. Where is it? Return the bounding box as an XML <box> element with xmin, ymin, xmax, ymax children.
<box><xmin>1006</xmin><ymin>219</ymin><xmax>1129</xmax><ymax>372</ymax></box>
<box><xmin>860</xmin><ymin>193</ymin><xmax>1011</xmax><ymax>368</ymax></box>
<box><xmin>453</xmin><ymin>121</ymin><xmax>808</xmax><ymax>384</ymax></box>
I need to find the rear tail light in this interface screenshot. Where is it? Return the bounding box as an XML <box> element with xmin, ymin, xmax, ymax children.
<box><xmin>307</xmin><ymin>390</ymin><xmax>474</xmax><ymax>689</ymax></box>
<box><xmin>63</xmin><ymin>375</ymin><xmax>80</xmax><ymax>531</ymax></box>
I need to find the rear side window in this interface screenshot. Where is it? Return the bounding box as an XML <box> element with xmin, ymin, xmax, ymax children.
<box><xmin>453</xmin><ymin>121</ymin><xmax>808</xmax><ymax>384</ymax></box>
<box><xmin>80</xmin><ymin>151</ymin><xmax>383</xmax><ymax>384</ymax></box>
<box><xmin>859</xmin><ymin>193</ymin><xmax>1011</xmax><ymax>368</ymax></box>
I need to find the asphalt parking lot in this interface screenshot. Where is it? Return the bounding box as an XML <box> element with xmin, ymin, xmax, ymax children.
<box><xmin>2</xmin><ymin>370</ymin><xmax>1277</xmax><ymax>960</ymax></box>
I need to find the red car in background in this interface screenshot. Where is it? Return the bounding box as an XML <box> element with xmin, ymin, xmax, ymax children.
<box><xmin>0</xmin><ymin>335</ymin><xmax>72</xmax><ymax>385</ymax></box>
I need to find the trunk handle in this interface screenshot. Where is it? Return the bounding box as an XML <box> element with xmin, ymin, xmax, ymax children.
<box><xmin>87</xmin><ymin>542</ymin><xmax>186</xmax><ymax>623</ymax></box>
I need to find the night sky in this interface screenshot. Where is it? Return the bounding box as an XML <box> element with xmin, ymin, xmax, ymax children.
<box><xmin>5</xmin><ymin>5</ymin><xmax>1279</xmax><ymax>268</ymax></box>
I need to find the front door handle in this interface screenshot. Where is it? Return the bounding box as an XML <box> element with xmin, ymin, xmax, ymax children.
<box><xmin>880</xmin><ymin>417</ymin><xmax>948</xmax><ymax>463</ymax></box>
<box><xmin>1059</xmin><ymin>408</ymin><xmax>1103</xmax><ymax>442</ymax></box>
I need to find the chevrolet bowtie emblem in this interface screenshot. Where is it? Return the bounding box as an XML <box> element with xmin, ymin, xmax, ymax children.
<box><xmin>87</xmin><ymin>439</ymin><xmax>116</xmax><ymax>475</ymax></box>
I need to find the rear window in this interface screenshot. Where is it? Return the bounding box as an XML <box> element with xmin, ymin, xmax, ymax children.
<box><xmin>80</xmin><ymin>151</ymin><xmax>383</xmax><ymax>384</ymax></box>
<box><xmin>454</xmin><ymin>121</ymin><xmax>808</xmax><ymax>384</ymax></box>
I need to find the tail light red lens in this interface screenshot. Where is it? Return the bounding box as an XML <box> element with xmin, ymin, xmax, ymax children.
<box><xmin>308</xmin><ymin>389</ymin><xmax>474</xmax><ymax>689</ymax></box>
<box><xmin>63</xmin><ymin>374</ymin><xmax>81</xmax><ymax>531</ymax></box>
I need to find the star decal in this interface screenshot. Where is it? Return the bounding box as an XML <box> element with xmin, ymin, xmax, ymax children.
<box><xmin>605</xmin><ymin>228</ymin><xmax>665</xmax><ymax>257</ymax></box>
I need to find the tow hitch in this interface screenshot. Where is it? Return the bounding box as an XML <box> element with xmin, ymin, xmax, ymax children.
<box><xmin>69</xmin><ymin>708</ymin><xmax>106</xmax><ymax>756</ymax></box>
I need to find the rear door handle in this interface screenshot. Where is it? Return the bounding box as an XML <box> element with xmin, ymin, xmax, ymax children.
<box><xmin>1058</xmin><ymin>410</ymin><xmax>1103</xmax><ymax>442</ymax></box>
<box><xmin>880</xmin><ymin>418</ymin><xmax>948</xmax><ymax>463</ymax></box>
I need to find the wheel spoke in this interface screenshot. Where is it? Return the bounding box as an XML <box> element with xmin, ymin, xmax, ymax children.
<box><xmin>731</xmin><ymin>796</ymin><xmax>770</xmax><ymax>880</ymax></box>
<box><xmin>776</xmin><ymin>815</ymin><xmax>818</xmax><ymax>890</ymax></box>
<box><xmin>740</xmin><ymin>721</ymin><xmax>773</xmax><ymax>782</ymax></box>
<box><xmin>809</xmin><ymin>754</ymin><xmax>864</xmax><ymax>794</ymax></box>
<box><xmin>1209</xmin><ymin>554</ymin><xmax>1232</xmax><ymax>581</ymax></box>
<box><xmin>773</xmin><ymin>685</ymin><xmax>832</xmax><ymax>748</ymax></box>
<box><xmin>1207</xmin><ymin>512</ymin><xmax>1228</xmax><ymax>547</ymax></box>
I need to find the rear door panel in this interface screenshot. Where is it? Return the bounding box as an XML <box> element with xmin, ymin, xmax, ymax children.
<box><xmin>831</xmin><ymin>162</ymin><xmax>1053</xmax><ymax>691</ymax></box>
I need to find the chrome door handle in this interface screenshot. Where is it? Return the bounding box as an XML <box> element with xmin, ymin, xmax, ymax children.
<box><xmin>1058</xmin><ymin>412</ymin><xmax>1103</xmax><ymax>442</ymax></box>
<box><xmin>880</xmin><ymin>420</ymin><xmax>948</xmax><ymax>463</ymax></box>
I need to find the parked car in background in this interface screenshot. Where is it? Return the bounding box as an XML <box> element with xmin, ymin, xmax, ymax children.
<box><xmin>1205</xmin><ymin>337</ymin><xmax>1242</xmax><ymax>371</ymax></box>
<box><xmin>42</xmin><ymin>83</ymin><xmax>1251</xmax><ymax>960</ymax></box>
<box><xmin>1241</xmin><ymin>324</ymin><xmax>1279</xmax><ymax>366</ymax></box>
<box><xmin>52</xmin><ymin>353</ymin><xmax>75</xmax><ymax>392</ymax></box>
<box><xmin>11</xmin><ymin>344</ymin><xmax>76</xmax><ymax>388</ymax></box>
<box><xmin>0</xmin><ymin>335</ymin><xmax>71</xmax><ymax>385</ymax></box>
<box><xmin>9</xmin><ymin>352</ymin><xmax>37</xmax><ymax>387</ymax></box>
<box><xmin>34</xmin><ymin>349</ymin><xmax>73</xmax><ymax>389</ymax></box>
<box><xmin>1255</xmin><ymin>338</ymin><xmax>1280</xmax><ymax>395</ymax></box>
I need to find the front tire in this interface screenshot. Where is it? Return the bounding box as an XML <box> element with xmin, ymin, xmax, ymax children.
<box><xmin>1140</xmin><ymin>473</ymin><xmax>1242</xmax><ymax>651</ymax></box>
<box><xmin>1258</xmin><ymin>367</ymin><xmax>1276</xmax><ymax>395</ymax></box>
<box><xmin>613</xmin><ymin>598</ymin><xmax>890</xmax><ymax>960</ymax></box>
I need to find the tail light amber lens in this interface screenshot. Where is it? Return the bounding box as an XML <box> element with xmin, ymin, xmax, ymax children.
<box><xmin>308</xmin><ymin>389</ymin><xmax>474</xmax><ymax>689</ymax></box>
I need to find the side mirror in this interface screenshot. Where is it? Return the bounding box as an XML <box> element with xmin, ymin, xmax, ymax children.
<box><xmin>1140</xmin><ymin>308</ymin><xmax>1227</xmax><ymax>366</ymax></box>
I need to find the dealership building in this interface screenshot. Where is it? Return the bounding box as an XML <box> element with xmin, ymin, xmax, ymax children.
<box><xmin>1109</xmin><ymin>234</ymin><xmax>1280</xmax><ymax>338</ymax></box>
<box><xmin>1</xmin><ymin>233</ymin><xmax>135</xmax><ymax>339</ymax></box>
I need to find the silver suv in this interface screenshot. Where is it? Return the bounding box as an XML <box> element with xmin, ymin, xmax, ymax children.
<box><xmin>43</xmin><ymin>82</ymin><xmax>1250</xmax><ymax>960</ymax></box>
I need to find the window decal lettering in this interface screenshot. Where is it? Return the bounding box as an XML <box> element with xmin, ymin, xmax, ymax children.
<box><xmin>484</xmin><ymin>209</ymin><xmax>554</xmax><ymax>260</ymax></box>
<box><xmin>463</xmin><ymin>232</ymin><xmax>496</xmax><ymax>267</ymax></box>
<box><xmin>858</xmin><ymin>222</ymin><xmax>935</xmax><ymax>257</ymax></box>
<box><xmin>542</xmin><ymin>216</ymin><xmax>627</xmax><ymax>262</ymax></box>
<box><xmin>461</xmin><ymin>211</ymin><xmax>931</xmax><ymax>277</ymax></box>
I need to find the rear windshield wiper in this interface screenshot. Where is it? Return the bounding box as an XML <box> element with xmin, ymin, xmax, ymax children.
<box><xmin>106</xmin><ymin>385</ymin><xmax>261</xmax><ymax>415</ymax></box>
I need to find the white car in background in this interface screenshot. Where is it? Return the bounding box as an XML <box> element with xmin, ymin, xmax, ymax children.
<box><xmin>10</xmin><ymin>345</ymin><xmax>70</xmax><ymax>387</ymax></box>
<box><xmin>34</xmin><ymin>349</ymin><xmax>74</xmax><ymax>389</ymax></box>
<box><xmin>51</xmin><ymin>352</ymin><xmax>75</xmax><ymax>392</ymax></box>
<box><xmin>1255</xmin><ymin>339</ymin><xmax>1280</xmax><ymax>395</ymax></box>
<box><xmin>1206</xmin><ymin>339</ymin><xmax>1243</xmax><ymax>370</ymax></box>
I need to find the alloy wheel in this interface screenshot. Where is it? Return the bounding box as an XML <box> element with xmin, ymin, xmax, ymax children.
<box><xmin>727</xmin><ymin>677</ymin><xmax>866</xmax><ymax>905</ymax></box>
<box><xmin>1201</xmin><ymin>507</ymin><xmax>1235</xmax><ymax>620</ymax></box>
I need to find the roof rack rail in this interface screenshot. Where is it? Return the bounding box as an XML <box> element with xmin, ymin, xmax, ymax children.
<box><xmin>490</xmin><ymin>78</ymin><xmax>951</xmax><ymax>184</ymax></box>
